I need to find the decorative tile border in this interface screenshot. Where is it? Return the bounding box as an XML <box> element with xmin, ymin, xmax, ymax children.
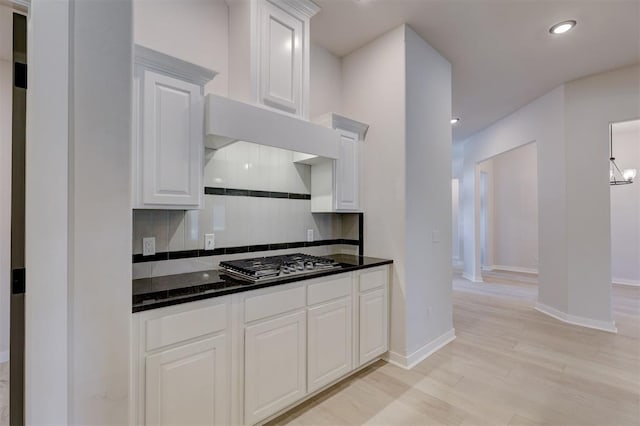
<box><xmin>133</xmin><ymin>239</ymin><xmax>361</xmax><ymax>263</ymax></box>
<box><xmin>205</xmin><ymin>187</ymin><xmax>311</xmax><ymax>200</ymax></box>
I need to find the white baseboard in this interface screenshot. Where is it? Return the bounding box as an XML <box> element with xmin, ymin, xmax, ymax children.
<box><xmin>385</xmin><ymin>328</ymin><xmax>456</xmax><ymax>370</ymax></box>
<box><xmin>535</xmin><ymin>302</ymin><xmax>617</xmax><ymax>333</ymax></box>
<box><xmin>462</xmin><ymin>272</ymin><xmax>483</xmax><ymax>283</ymax></box>
<box><xmin>491</xmin><ymin>265</ymin><xmax>538</xmax><ymax>274</ymax></box>
<box><xmin>612</xmin><ymin>277</ymin><xmax>640</xmax><ymax>287</ymax></box>
<box><xmin>0</xmin><ymin>350</ymin><xmax>8</xmax><ymax>363</ymax></box>
<box><xmin>452</xmin><ymin>258</ymin><xmax>463</xmax><ymax>268</ymax></box>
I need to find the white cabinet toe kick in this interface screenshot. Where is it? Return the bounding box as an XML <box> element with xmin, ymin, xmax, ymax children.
<box><xmin>131</xmin><ymin>265</ymin><xmax>390</xmax><ymax>426</ymax></box>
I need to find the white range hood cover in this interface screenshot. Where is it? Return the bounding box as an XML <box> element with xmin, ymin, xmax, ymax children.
<box><xmin>205</xmin><ymin>94</ymin><xmax>341</xmax><ymax>159</ymax></box>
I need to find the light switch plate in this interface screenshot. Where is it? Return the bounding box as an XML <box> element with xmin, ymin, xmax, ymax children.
<box><xmin>205</xmin><ymin>233</ymin><xmax>215</xmax><ymax>250</ymax></box>
<box><xmin>142</xmin><ymin>237</ymin><xmax>156</xmax><ymax>256</ymax></box>
<box><xmin>307</xmin><ymin>229</ymin><xmax>314</xmax><ymax>242</ymax></box>
<box><xmin>432</xmin><ymin>230</ymin><xmax>440</xmax><ymax>243</ymax></box>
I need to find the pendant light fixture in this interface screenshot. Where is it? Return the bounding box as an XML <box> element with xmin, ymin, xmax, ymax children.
<box><xmin>609</xmin><ymin>124</ymin><xmax>637</xmax><ymax>185</ymax></box>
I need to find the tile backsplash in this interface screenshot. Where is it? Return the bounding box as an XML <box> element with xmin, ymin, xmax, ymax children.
<box><xmin>205</xmin><ymin>141</ymin><xmax>311</xmax><ymax>194</ymax></box>
<box><xmin>132</xmin><ymin>141</ymin><xmax>360</xmax><ymax>276</ymax></box>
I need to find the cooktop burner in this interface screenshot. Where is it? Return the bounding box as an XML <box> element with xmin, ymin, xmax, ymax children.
<box><xmin>219</xmin><ymin>253</ymin><xmax>340</xmax><ymax>282</ymax></box>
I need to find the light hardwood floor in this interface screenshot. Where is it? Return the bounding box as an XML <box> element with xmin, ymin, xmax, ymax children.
<box><xmin>0</xmin><ymin>361</ymin><xmax>7</xmax><ymax>425</ymax></box>
<box><xmin>268</xmin><ymin>272</ymin><xmax>640</xmax><ymax>426</ymax></box>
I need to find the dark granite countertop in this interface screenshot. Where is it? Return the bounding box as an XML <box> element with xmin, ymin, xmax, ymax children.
<box><xmin>132</xmin><ymin>254</ymin><xmax>393</xmax><ymax>313</ymax></box>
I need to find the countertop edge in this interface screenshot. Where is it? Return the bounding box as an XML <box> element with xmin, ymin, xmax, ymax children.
<box><xmin>133</xmin><ymin>258</ymin><xmax>393</xmax><ymax>313</ymax></box>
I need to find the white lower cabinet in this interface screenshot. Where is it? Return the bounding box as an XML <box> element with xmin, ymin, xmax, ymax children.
<box><xmin>307</xmin><ymin>297</ymin><xmax>352</xmax><ymax>393</ymax></box>
<box><xmin>358</xmin><ymin>288</ymin><xmax>388</xmax><ymax>366</ymax></box>
<box><xmin>357</xmin><ymin>266</ymin><xmax>389</xmax><ymax>367</ymax></box>
<box><xmin>145</xmin><ymin>334</ymin><xmax>228</xmax><ymax>426</ymax></box>
<box><xmin>132</xmin><ymin>297</ymin><xmax>231</xmax><ymax>426</ymax></box>
<box><xmin>132</xmin><ymin>266</ymin><xmax>390</xmax><ymax>426</ymax></box>
<box><xmin>244</xmin><ymin>310</ymin><xmax>307</xmax><ymax>425</ymax></box>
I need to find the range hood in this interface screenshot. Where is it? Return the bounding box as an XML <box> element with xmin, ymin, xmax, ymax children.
<box><xmin>205</xmin><ymin>94</ymin><xmax>340</xmax><ymax>159</ymax></box>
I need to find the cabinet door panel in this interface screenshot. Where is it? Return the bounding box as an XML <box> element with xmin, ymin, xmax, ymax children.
<box><xmin>308</xmin><ymin>298</ymin><xmax>352</xmax><ymax>392</ymax></box>
<box><xmin>245</xmin><ymin>310</ymin><xmax>306</xmax><ymax>424</ymax></box>
<box><xmin>142</xmin><ymin>70</ymin><xmax>202</xmax><ymax>207</ymax></box>
<box><xmin>145</xmin><ymin>335</ymin><xmax>228</xmax><ymax>425</ymax></box>
<box><xmin>359</xmin><ymin>288</ymin><xmax>388</xmax><ymax>366</ymax></box>
<box><xmin>336</xmin><ymin>130</ymin><xmax>359</xmax><ymax>211</ymax></box>
<box><xmin>259</xmin><ymin>1</ymin><xmax>302</xmax><ymax>115</ymax></box>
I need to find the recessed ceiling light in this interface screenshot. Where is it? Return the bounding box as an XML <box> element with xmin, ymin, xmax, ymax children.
<box><xmin>549</xmin><ymin>20</ymin><xmax>576</xmax><ymax>35</ymax></box>
<box><xmin>451</xmin><ymin>117</ymin><xmax>461</xmax><ymax>125</ymax></box>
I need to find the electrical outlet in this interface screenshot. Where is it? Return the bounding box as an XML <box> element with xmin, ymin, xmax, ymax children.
<box><xmin>205</xmin><ymin>233</ymin><xmax>215</xmax><ymax>250</ymax></box>
<box><xmin>427</xmin><ymin>306</ymin><xmax>432</xmax><ymax>319</ymax></box>
<box><xmin>307</xmin><ymin>229</ymin><xmax>314</xmax><ymax>242</ymax></box>
<box><xmin>432</xmin><ymin>230</ymin><xmax>440</xmax><ymax>243</ymax></box>
<box><xmin>142</xmin><ymin>237</ymin><xmax>155</xmax><ymax>256</ymax></box>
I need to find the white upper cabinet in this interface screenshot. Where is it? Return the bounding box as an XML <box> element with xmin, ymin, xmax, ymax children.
<box><xmin>228</xmin><ymin>0</ymin><xmax>319</xmax><ymax>119</ymax></box>
<box><xmin>132</xmin><ymin>45</ymin><xmax>216</xmax><ymax>209</ymax></box>
<box><xmin>259</xmin><ymin>1</ymin><xmax>303</xmax><ymax>115</ymax></box>
<box><xmin>310</xmin><ymin>113</ymin><xmax>369</xmax><ymax>212</ymax></box>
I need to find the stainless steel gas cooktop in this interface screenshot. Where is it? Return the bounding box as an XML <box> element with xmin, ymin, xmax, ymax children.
<box><xmin>219</xmin><ymin>253</ymin><xmax>340</xmax><ymax>282</ymax></box>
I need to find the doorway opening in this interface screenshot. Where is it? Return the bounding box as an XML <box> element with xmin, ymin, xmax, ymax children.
<box><xmin>1</xmin><ymin>7</ymin><xmax>27</xmax><ymax>425</ymax></box>
<box><xmin>610</xmin><ymin>119</ymin><xmax>640</xmax><ymax>288</ymax></box>
<box><xmin>475</xmin><ymin>142</ymin><xmax>539</xmax><ymax>285</ymax></box>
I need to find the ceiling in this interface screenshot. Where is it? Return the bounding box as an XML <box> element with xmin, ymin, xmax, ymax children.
<box><xmin>310</xmin><ymin>0</ymin><xmax>640</xmax><ymax>142</ymax></box>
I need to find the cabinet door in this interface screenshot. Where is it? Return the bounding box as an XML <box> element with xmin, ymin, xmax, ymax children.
<box><xmin>308</xmin><ymin>297</ymin><xmax>352</xmax><ymax>393</ymax></box>
<box><xmin>145</xmin><ymin>334</ymin><xmax>228</xmax><ymax>426</ymax></box>
<box><xmin>359</xmin><ymin>288</ymin><xmax>388</xmax><ymax>366</ymax></box>
<box><xmin>259</xmin><ymin>0</ymin><xmax>303</xmax><ymax>116</ymax></box>
<box><xmin>245</xmin><ymin>310</ymin><xmax>306</xmax><ymax>425</ymax></box>
<box><xmin>142</xmin><ymin>70</ymin><xmax>203</xmax><ymax>207</ymax></box>
<box><xmin>336</xmin><ymin>129</ymin><xmax>359</xmax><ymax>211</ymax></box>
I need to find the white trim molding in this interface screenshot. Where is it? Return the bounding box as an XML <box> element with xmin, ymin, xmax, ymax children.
<box><xmin>491</xmin><ymin>265</ymin><xmax>538</xmax><ymax>275</ymax></box>
<box><xmin>385</xmin><ymin>328</ymin><xmax>456</xmax><ymax>370</ymax></box>
<box><xmin>535</xmin><ymin>302</ymin><xmax>617</xmax><ymax>333</ymax></box>
<box><xmin>462</xmin><ymin>272</ymin><xmax>483</xmax><ymax>283</ymax></box>
<box><xmin>0</xmin><ymin>350</ymin><xmax>8</xmax><ymax>363</ymax></box>
<box><xmin>134</xmin><ymin>45</ymin><xmax>217</xmax><ymax>87</ymax></box>
<box><xmin>612</xmin><ymin>278</ymin><xmax>640</xmax><ymax>287</ymax></box>
<box><xmin>314</xmin><ymin>112</ymin><xmax>369</xmax><ymax>141</ymax></box>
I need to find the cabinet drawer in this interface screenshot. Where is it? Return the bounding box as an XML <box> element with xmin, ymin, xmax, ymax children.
<box><xmin>245</xmin><ymin>285</ymin><xmax>306</xmax><ymax>323</ymax></box>
<box><xmin>145</xmin><ymin>302</ymin><xmax>226</xmax><ymax>352</ymax></box>
<box><xmin>307</xmin><ymin>274</ymin><xmax>352</xmax><ymax>306</ymax></box>
<box><xmin>358</xmin><ymin>267</ymin><xmax>388</xmax><ymax>293</ymax></box>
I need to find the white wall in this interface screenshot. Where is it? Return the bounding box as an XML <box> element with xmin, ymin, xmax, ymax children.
<box><xmin>451</xmin><ymin>179</ymin><xmax>460</xmax><ymax>264</ymax></box>
<box><xmin>134</xmin><ymin>0</ymin><xmax>229</xmax><ymax>96</ymax></box>
<box><xmin>26</xmin><ymin>0</ymin><xmax>132</xmax><ymax>423</ymax></box>
<box><xmin>26</xmin><ymin>1</ymin><xmax>70</xmax><ymax>422</ymax></box>
<box><xmin>461</xmin><ymin>86</ymin><xmax>567</xmax><ymax>307</ymax></box>
<box><xmin>342</xmin><ymin>25</ymin><xmax>453</xmax><ymax>367</ymax></box>
<box><xmin>452</xmin><ymin>143</ymin><xmax>464</xmax><ymax>266</ymax></box>
<box><xmin>342</xmin><ymin>26</ymin><xmax>408</xmax><ymax>357</ymax></box>
<box><xmin>492</xmin><ymin>142</ymin><xmax>538</xmax><ymax>272</ymax></box>
<box><xmin>68</xmin><ymin>1</ymin><xmax>132</xmax><ymax>422</ymax></box>
<box><xmin>0</xmin><ymin>5</ymin><xmax>12</xmax><ymax>363</ymax></box>
<box><xmin>310</xmin><ymin>42</ymin><xmax>342</xmax><ymax>118</ymax></box>
<box><xmin>462</xmin><ymin>64</ymin><xmax>639</xmax><ymax>329</ymax></box>
<box><xmin>610</xmin><ymin>121</ymin><xmax>640</xmax><ymax>285</ymax></box>
<box><xmin>563</xmin><ymin>65</ymin><xmax>639</xmax><ymax>322</ymax></box>
<box><xmin>404</xmin><ymin>26</ymin><xmax>453</xmax><ymax>358</ymax></box>
<box><xmin>476</xmin><ymin>158</ymin><xmax>494</xmax><ymax>270</ymax></box>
